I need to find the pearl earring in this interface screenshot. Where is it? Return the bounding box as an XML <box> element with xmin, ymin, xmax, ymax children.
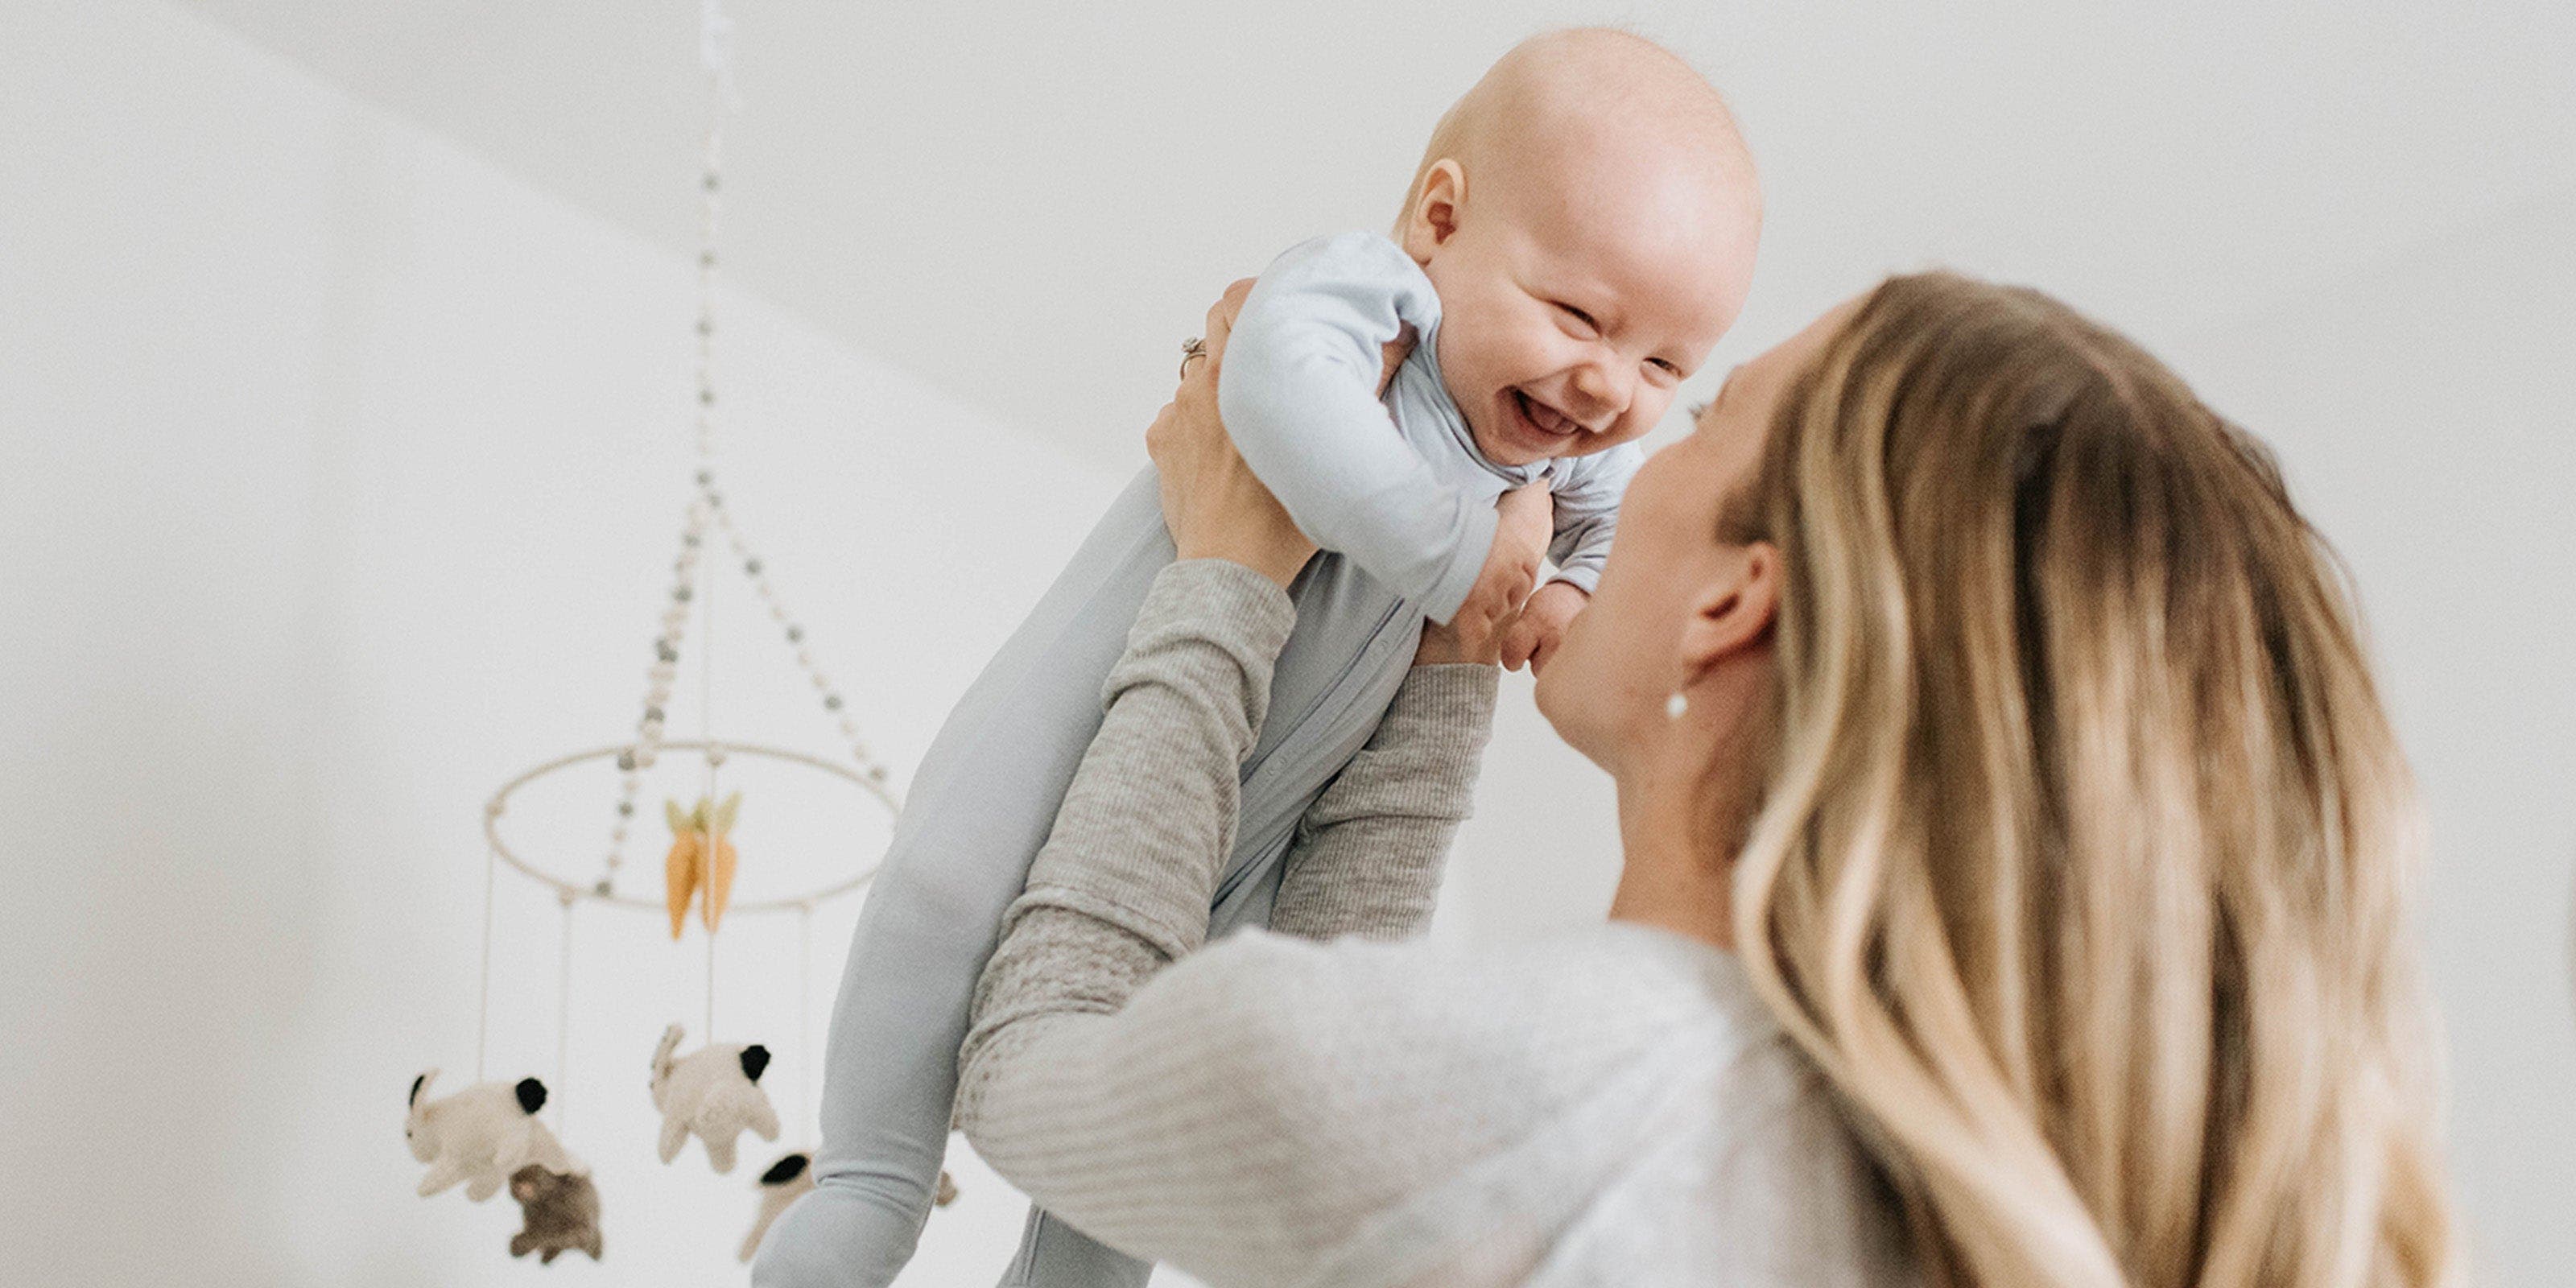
<box><xmin>1665</xmin><ymin>691</ymin><xmax>1689</xmax><ymax>720</ymax></box>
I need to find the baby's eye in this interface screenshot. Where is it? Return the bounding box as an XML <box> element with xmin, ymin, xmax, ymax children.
<box><xmin>1550</xmin><ymin>302</ymin><xmax>1601</xmax><ymax>338</ymax></box>
<box><xmin>1645</xmin><ymin>357</ymin><xmax>1683</xmax><ymax>379</ymax></box>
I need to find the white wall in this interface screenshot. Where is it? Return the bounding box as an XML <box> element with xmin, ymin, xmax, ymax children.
<box><xmin>7</xmin><ymin>2</ymin><xmax>2574</xmax><ymax>1286</ymax></box>
<box><xmin>2161</xmin><ymin>197</ymin><xmax>2576</xmax><ymax>1278</ymax></box>
<box><xmin>0</xmin><ymin>3</ymin><xmax>1121</xmax><ymax>1284</ymax></box>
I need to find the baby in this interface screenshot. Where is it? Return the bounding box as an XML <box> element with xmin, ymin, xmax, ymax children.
<box><xmin>755</xmin><ymin>28</ymin><xmax>1761</xmax><ymax>1288</ymax></box>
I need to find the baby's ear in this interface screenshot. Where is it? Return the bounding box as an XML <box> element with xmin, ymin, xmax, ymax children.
<box><xmin>1402</xmin><ymin>159</ymin><xmax>1467</xmax><ymax>262</ymax></box>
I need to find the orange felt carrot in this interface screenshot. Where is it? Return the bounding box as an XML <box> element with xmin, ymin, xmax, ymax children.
<box><xmin>700</xmin><ymin>792</ymin><xmax>742</xmax><ymax>933</ymax></box>
<box><xmin>664</xmin><ymin>799</ymin><xmax>703</xmax><ymax>939</ymax></box>
<box><xmin>663</xmin><ymin>793</ymin><xmax>744</xmax><ymax>937</ymax></box>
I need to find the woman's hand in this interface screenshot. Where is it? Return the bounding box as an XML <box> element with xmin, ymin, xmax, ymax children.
<box><xmin>1147</xmin><ymin>282</ymin><xmax>1319</xmax><ymax>589</ymax></box>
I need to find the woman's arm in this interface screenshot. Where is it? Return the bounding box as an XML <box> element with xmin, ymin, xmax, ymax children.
<box><xmin>952</xmin><ymin>558</ymin><xmax>1509</xmax><ymax>1284</ymax></box>
<box><xmin>1268</xmin><ymin>474</ymin><xmax>1511</xmax><ymax>943</ymax></box>
<box><xmin>1269</xmin><ymin>662</ymin><xmax>1496</xmax><ymax>941</ymax></box>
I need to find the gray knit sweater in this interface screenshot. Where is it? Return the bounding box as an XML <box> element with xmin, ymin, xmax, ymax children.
<box><xmin>956</xmin><ymin>560</ymin><xmax>1912</xmax><ymax>1287</ymax></box>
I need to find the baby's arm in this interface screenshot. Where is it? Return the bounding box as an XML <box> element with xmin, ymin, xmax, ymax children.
<box><xmin>1218</xmin><ymin>233</ymin><xmax>1495</xmax><ymax>625</ymax></box>
<box><xmin>1496</xmin><ymin>444</ymin><xmax>1645</xmax><ymax>670</ymax></box>
<box><xmin>1541</xmin><ymin>443</ymin><xmax>1643</xmax><ymax>597</ymax></box>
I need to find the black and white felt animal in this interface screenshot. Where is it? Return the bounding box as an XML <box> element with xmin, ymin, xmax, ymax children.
<box><xmin>737</xmin><ymin>1151</ymin><xmax>815</xmax><ymax>1263</ymax></box>
<box><xmin>649</xmin><ymin>1022</ymin><xmax>781</xmax><ymax>1174</ymax></box>
<box><xmin>508</xmin><ymin>1164</ymin><xmax>604</xmax><ymax>1264</ymax></box>
<box><xmin>735</xmin><ymin>1153</ymin><xmax>960</xmax><ymax>1262</ymax></box>
<box><xmin>404</xmin><ymin>1070</ymin><xmax>583</xmax><ymax>1202</ymax></box>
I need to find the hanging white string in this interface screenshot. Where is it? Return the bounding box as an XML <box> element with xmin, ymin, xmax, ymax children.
<box><xmin>700</xmin><ymin>473</ymin><xmax>720</xmax><ymax>1046</ymax></box>
<box><xmin>798</xmin><ymin>902</ymin><xmax>814</xmax><ymax>1148</ymax></box>
<box><xmin>555</xmin><ymin>891</ymin><xmax>575</xmax><ymax>1137</ymax></box>
<box><xmin>702</xmin><ymin>543</ymin><xmax>719</xmax><ymax>1042</ymax></box>
<box><xmin>476</xmin><ymin>832</ymin><xmax>498</xmax><ymax>1083</ymax></box>
<box><xmin>696</xmin><ymin>0</ymin><xmax>729</xmax><ymax>1046</ymax></box>
<box><xmin>700</xmin><ymin>0</ymin><xmax>736</xmax><ymax>100</ymax></box>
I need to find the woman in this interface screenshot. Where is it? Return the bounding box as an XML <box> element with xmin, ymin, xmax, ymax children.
<box><xmin>953</xmin><ymin>272</ymin><xmax>2459</xmax><ymax>1287</ymax></box>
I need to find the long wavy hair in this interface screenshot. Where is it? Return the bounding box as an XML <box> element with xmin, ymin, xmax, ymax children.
<box><xmin>1723</xmin><ymin>273</ymin><xmax>2458</xmax><ymax>1288</ymax></box>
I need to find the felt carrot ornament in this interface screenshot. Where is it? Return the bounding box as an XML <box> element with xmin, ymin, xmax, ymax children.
<box><xmin>663</xmin><ymin>791</ymin><xmax>744</xmax><ymax>938</ymax></box>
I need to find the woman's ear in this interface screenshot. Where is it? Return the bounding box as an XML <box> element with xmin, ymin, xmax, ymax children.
<box><xmin>1401</xmin><ymin>159</ymin><xmax>1467</xmax><ymax>262</ymax></box>
<box><xmin>1676</xmin><ymin>543</ymin><xmax>1781</xmax><ymax>682</ymax></box>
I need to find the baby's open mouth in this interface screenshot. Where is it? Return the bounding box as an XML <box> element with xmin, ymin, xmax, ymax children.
<box><xmin>1512</xmin><ymin>388</ymin><xmax>1581</xmax><ymax>440</ymax></box>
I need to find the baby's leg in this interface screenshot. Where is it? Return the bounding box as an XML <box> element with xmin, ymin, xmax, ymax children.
<box><xmin>752</xmin><ymin>470</ymin><xmax>1174</xmax><ymax>1288</ymax></box>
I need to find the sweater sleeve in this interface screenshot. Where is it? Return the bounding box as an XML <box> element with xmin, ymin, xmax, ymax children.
<box><xmin>1268</xmin><ymin>663</ymin><xmax>1498</xmax><ymax>942</ymax></box>
<box><xmin>1218</xmin><ymin>232</ymin><xmax>1497</xmax><ymax>624</ymax></box>
<box><xmin>952</xmin><ymin>563</ymin><xmax>1505</xmax><ymax>1284</ymax></box>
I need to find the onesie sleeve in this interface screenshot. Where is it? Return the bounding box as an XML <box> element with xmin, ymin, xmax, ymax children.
<box><xmin>1218</xmin><ymin>232</ymin><xmax>1498</xmax><ymax>624</ymax></box>
<box><xmin>1540</xmin><ymin>442</ymin><xmax>1643</xmax><ymax>596</ymax></box>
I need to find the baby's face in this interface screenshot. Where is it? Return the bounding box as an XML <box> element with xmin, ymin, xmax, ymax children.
<box><xmin>1417</xmin><ymin>146</ymin><xmax>1758</xmax><ymax>468</ymax></box>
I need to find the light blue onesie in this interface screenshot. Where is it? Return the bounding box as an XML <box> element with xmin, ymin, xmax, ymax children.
<box><xmin>752</xmin><ymin>232</ymin><xmax>1641</xmax><ymax>1288</ymax></box>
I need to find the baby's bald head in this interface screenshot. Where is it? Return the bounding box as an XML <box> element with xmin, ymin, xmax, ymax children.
<box><xmin>1391</xmin><ymin>29</ymin><xmax>1763</xmax><ymax>468</ymax></box>
<box><xmin>1400</xmin><ymin>28</ymin><xmax>1758</xmax><ymax>234</ymax></box>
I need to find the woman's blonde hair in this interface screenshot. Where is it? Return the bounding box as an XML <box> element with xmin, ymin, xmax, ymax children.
<box><xmin>1725</xmin><ymin>272</ymin><xmax>2458</xmax><ymax>1288</ymax></box>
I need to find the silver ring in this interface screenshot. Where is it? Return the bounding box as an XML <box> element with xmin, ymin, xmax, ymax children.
<box><xmin>1179</xmin><ymin>336</ymin><xmax>1207</xmax><ymax>380</ymax></box>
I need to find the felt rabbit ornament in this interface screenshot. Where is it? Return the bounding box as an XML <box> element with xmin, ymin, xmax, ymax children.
<box><xmin>738</xmin><ymin>1151</ymin><xmax>815</xmax><ymax>1263</ymax></box>
<box><xmin>649</xmin><ymin>1022</ymin><xmax>780</xmax><ymax>1173</ymax></box>
<box><xmin>663</xmin><ymin>791</ymin><xmax>742</xmax><ymax>938</ymax></box>
<box><xmin>508</xmin><ymin>1164</ymin><xmax>604</xmax><ymax>1263</ymax></box>
<box><xmin>404</xmin><ymin>1071</ymin><xmax>583</xmax><ymax>1203</ymax></box>
<box><xmin>737</xmin><ymin>1153</ymin><xmax>959</xmax><ymax>1262</ymax></box>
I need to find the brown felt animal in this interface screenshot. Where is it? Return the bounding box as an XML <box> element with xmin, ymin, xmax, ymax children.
<box><xmin>663</xmin><ymin>791</ymin><xmax>741</xmax><ymax>938</ymax></box>
<box><xmin>507</xmin><ymin>1164</ymin><xmax>604</xmax><ymax>1264</ymax></box>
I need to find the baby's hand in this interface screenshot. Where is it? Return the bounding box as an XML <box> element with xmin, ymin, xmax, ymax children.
<box><xmin>1455</xmin><ymin>484</ymin><xmax>1554</xmax><ymax>646</ymax></box>
<box><xmin>1499</xmin><ymin>580</ymin><xmax>1587</xmax><ymax>674</ymax></box>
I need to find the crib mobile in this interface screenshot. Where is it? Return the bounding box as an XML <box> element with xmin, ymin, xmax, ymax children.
<box><xmin>408</xmin><ymin>0</ymin><xmax>958</xmax><ymax>1265</ymax></box>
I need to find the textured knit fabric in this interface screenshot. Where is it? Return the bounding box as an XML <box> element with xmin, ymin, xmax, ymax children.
<box><xmin>757</xmin><ymin>231</ymin><xmax>1641</xmax><ymax>1288</ymax></box>
<box><xmin>956</xmin><ymin>560</ymin><xmax>1918</xmax><ymax>1288</ymax></box>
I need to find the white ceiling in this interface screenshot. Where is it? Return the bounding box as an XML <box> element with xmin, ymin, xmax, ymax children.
<box><xmin>174</xmin><ymin>0</ymin><xmax>2576</xmax><ymax>465</ymax></box>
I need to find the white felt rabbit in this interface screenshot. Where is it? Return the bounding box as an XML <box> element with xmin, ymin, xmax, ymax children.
<box><xmin>735</xmin><ymin>1151</ymin><xmax>960</xmax><ymax>1261</ymax></box>
<box><xmin>649</xmin><ymin>1022</ymin><xmax>780</xmax><ymax>1173</ymax></box>
<box><xmin>404</xmin><ymin>1070</ymin><xmax>583</xmax><ymax>1201</ymax></box>
<box><xmin>738</xmin><ymin>1151</ymin><xmax>816</xmax><ymax>1262</ymax></box>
